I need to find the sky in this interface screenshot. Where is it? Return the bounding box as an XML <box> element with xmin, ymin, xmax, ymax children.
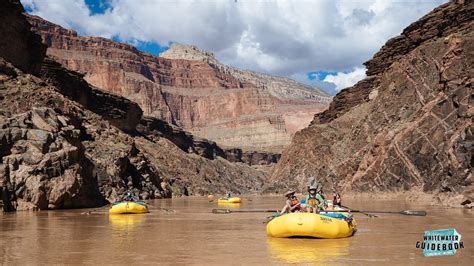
<box><xmin>22</xmin><ymin>0</ymin><xmax>447</xmax><ymax>95</ymax></box>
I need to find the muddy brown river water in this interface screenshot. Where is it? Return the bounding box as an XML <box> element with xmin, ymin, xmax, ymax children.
<box><xmin>0</xmin><ymin>196</ymin><xmax>472</xmax><ymax>265</ymax></box>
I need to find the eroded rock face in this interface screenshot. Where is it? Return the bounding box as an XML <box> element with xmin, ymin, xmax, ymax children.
<box><xmin>224</xmin><ymin>148</ymin><xmax>281</xmax><ymax>166</ymax></box>
<box><xmin>270</xmin><ymin>0</ymin><xmax>473</xmax><ymax>205</ymax></box>
<box><xmin>0</xmin><ymin>106</ymin><xmax>105</xmax><ymax>210</ymax></box>
<box><xmin>40</xmin><ymin>58</ymin><xmax>143</xmax><ymax>132</ymax></box>
<box><xmin>313</xmin><ymin>0</ymin><xmax>474</xmax><ymax>125</ymax></box>
<box><xmin>27</xmin><ymin>16</ymin><xmax>330</xmax><ymax>151</ymax></box>
<box><xmin>137</xmin><ymin>116</ymin><xmax>280</xmax><ymax>165</ymax></box>
<box><xmin>364</xmin><ymin>0</ymin><xmax>474</xmax><ymax>77</ymax></box>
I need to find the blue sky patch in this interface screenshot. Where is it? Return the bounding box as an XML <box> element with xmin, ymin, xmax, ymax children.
<box><xmin>85</xmin><ymin>0</ymin><xmax>111</xmax><ymax>15</ymax></box>
<box><xmin>307</xmin><ymin>71</ymin><xmax>337</xmax><ymax>81</ymax></box>
<box><xmin>111</xmin><ymin>35</ymin><xmax>121</xmax><ymax>42</ymax></box>
<box><xmin>111</xmin><ymin>35</ymin><xmax>170</xmax><ymax>56</ymax></box>
<box><xmin>135</xmin><ymin>41</ymin><xmax>170</xmax><ymax>56</ymax></box>
<box><xmin>24</xmin><ymin>4</ymin><xmax>33</xmax><ymax>12</ymax></box>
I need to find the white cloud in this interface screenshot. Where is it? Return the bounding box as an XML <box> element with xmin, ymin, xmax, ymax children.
<box><xmin>22</xmin><ymin>0</ymin><xmax>447</xmax><ymax>92</ymax></box>
<box><xmin>324</xmin><ymin>67</ymin><xmax>367</xmax><ymax>92</ymax></box>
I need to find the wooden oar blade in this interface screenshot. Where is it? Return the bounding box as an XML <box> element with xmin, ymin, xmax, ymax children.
<box><xmin>399</xmin><ymin>210</ymin><xmax>427</xmax><ymax>216</ymax></box>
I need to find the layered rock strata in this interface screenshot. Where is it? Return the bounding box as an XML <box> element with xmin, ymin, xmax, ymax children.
<box><xmin>137</xmin><ymin>117</ymin><xmax>280</xmax><ymax>165</ymax></box>
<box><xmin>27</xmin><ymin>15</ymin><xmax>330</xmax><ymax>152</ymax></box>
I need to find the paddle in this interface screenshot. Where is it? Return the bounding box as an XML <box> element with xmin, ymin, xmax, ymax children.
<box><xmin>212</xmin><ymin>208</ymin><xmax>427</xmax><ymax>216</ymax></box>
<box><xmin>212</xmin><ymin>208</ymin><xmax>279</xmax><ymax>214</ymax></box>
<box><xmin>322</xmin><ymin>209</ymin><xmax>427</xmax><ymax>216</ymax></box>
<box><xmin>156</xmin><ymin>207</ymin><xmax>176</xmax><ymax>213</ymax></box>
<box><xmin>340</xmin><ymin>205</ymin><xmax>378</xmax><ymax>218</ymax></box>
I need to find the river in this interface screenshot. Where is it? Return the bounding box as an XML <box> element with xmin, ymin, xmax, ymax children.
<box><xmin>0</xmin><ymin>196</ymin><xmax>472</xmax><ymax>265</ymax></box>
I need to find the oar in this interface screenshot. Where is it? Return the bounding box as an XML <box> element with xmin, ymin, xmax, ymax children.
<box><xmin>341</xmin><ymin>205</ymin><xmax>378</xmax><ymax>218</ymax></box>
<box><xmin>80</xmin><ymin>203</ymin><xmax>114</xmax><ymax>215</ymax></box>
<box><xmin>212</xmin><ymin>208</ymin><xmax>278</xmax><ymax>214</ymax></box>
<box><xmin>212</xmin><ymin>208</ymin><xmax>426</xmax><ymax>216</ymax></box>
<box><xmin>323</xmin><ymin>209</ymin><xmax>427</xmax><ymax>216</ymax></box>
<box><xmin>151</xmin><ymin>207</ymin><xmax>175</xmax><ymax>213</ymax></box>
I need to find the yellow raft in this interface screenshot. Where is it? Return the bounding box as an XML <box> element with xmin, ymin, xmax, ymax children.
<box><xmin>266</xmin><ymin>212</ymin><xmax>356</xmax><ymax>239</ymax></box>
<box><xmin>109</xmin><ymin>201</ymin><xmax>149</xmax><ymax>214</ymax></box>
<box><xmin>217</xmin><ymin>197</ymin><xmax>242</xmax><ymax>204</ymax></box>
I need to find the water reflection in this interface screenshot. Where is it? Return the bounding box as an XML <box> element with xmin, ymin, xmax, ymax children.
<box><xmin>267</xmin><ymin>237</ymin><xmax>350</xmax><ymax>263</ymax></box>
<box><xmin>217</xmin><ymin>202</ymin><xmax>241</xmax><ymax>208</ymax></box>
<box><xmin>108</xmin><ymin>214</ymin><xmax>146</xmax><ymax>231</ymax></box>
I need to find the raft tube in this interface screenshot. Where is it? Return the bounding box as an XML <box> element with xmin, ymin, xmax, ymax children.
<box><xmin>109</xmin><ymin>201</ymin><xmax>149</xmax><ymax>214</ymax></box>
<box><xmin>266</xmin><ymin>212</ymin><xmax>356</xmax><ymax>239</ymax></box>
<box><xmin>217</xmin><ymin>197</ymin><xmax>242</xmax><ymax>204</ymax></box>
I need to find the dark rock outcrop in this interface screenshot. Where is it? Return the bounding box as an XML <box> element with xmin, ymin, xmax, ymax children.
<box><xmin>137</xmin><ymin>116</ymin><xmax>226</xmax><ymax>160</ymax></box>
<box><xmin>0</xmin><ymin>0</ymin><xmax>45</xmax><ymax>74</ymax></box>
<box><xmin>40</xmin><ymin>58</ymin><xmax>143</xmax><ymax>132</ymax></box>
<box><xmin>137</xmin><ymin>116</ymin><xmax>280</xmax><ymax>165</ymax></box>
<box><xmin>270</xmin><ymin>0</ymin><xmax>473</xmax><ymax>206</ymax></box>
<box><xmin>0</xmin><ymin>103</ymin><xmax>105</xmax><ymax>210</ymax></box>
<box><xmin>365</xmin><ymin>0</ymin><xmax>474</xmax><ymax>76</ymax></box>
<box><xmin>224</xmin><ymin>149</ymin><xmax>281</xmax><ymax>165</ymax></box>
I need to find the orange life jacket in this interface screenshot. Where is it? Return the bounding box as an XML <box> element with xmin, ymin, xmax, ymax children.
<box><xmin>290</xmin><ymin>198</ymin><xmax>299</xmax><ymax>206</ymax></box>
<box><xmin>289</xmin><ymin>197</ymin><xmax>301</xmax><ymax>212</ymax></box>
<box><xmin>307</xmin><ymin>198</ymin><xmax>319</xmax><ymax>207</ymax></box>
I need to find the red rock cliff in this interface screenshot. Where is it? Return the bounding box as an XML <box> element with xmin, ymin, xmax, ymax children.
<box><xmin>27</xmin><ymin>16</ymin><xmax>330</xmax><ymax>152</ymax></box>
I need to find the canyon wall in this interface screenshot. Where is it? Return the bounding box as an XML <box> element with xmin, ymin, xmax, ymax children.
<box><xmin>27</xmin><ymin>16</ymin><xmax>330</xmax><ymax>152</ymax></box>
<box><xmin>270</xmin><ymin>0</ymin><xmax>473</xmax><ymax>206</ymax></box>
<box><xmin>1</xmin><ymin>58</ymin><xmax>267</xmax><ymax>210</ymax></box>
<box><xmin>0</xmin><ymin>2</ymin><xmax>266</xmax><ymax>210</ymax></box>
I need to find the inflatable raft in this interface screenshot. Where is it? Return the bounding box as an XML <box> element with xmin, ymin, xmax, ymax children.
<box><xmin>217</xmin><ymin>197</ymin><xmax>242</xmax><ymax>204</ymax></box>
<box><xmin>266</xmin><ymin>212</ymin><xmax>356</xmax><ymax>239</ymax></box>
<box><xmin>109</xmin><ymin>201</ymin><xmax>149</xmax><ymax>214</ymax></box>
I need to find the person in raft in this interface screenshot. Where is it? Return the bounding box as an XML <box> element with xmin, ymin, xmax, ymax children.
<box><xmin>325</xmin><ymin>200</ymin><xmax>334</xmax><ymax>210</ymax></box>
<box><xmin>123</xmin><ymin>190</ymin><xmax>139</xmax><ymax>202</ymax></box>
<box><xmin>333</xmin><ymin>191</ymin><xmax>342</xmax><ymax>207</ymax></box>
<box><xmin>225</xmin><ymin>192</ymin><xmax>231</xmax><ymax>199</ymax></box>
<box><xmin>280</xmin><ymin>190</ymin><xmax>301</xmax><ymax>214</ymax></box>
<box><xmin>305</xmin><ymin>186</ymin><xmax>326</xmax><ymax>213</ymax></box>
<box><xmin>307</xmin><ymin>176</ymin><xmax>326</xmax><ymax>197</ymax></box>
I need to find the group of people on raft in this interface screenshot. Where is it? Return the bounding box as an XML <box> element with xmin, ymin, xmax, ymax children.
<box><xmin>280</xmin><ymin>177</ymin><xmax>342</xmax><ymax>214</ymax></box>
